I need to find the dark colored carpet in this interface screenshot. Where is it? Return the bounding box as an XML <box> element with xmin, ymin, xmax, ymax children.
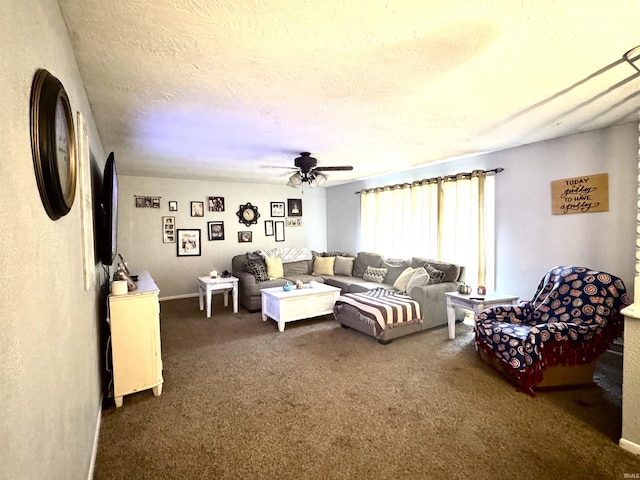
<box><xmin>93</xmin><ymin>297</ymin><xmax>640</xmax><ymax>479</ymax></box>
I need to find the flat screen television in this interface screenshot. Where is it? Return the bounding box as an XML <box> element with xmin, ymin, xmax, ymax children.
<box><xmin>100</xmin><ymin>152</ymin><xmax>118</xmax><ymax>266</ymax></box>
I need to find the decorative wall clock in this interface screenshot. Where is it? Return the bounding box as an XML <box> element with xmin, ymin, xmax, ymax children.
<box><xmin>30</xmin><ymin>68</ymin><xmax>77</xmax><ymax>220</ymax></box>
<box><xmin>236</xmin><ymin>202</ymin><xmax>260</xmax><ymax>227</ymax></box>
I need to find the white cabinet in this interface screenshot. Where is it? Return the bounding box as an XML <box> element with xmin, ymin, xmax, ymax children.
<box><xmin>108</xmin><ymin>271</ymin><xmax>163</xmax><ymax>407</ymax></box>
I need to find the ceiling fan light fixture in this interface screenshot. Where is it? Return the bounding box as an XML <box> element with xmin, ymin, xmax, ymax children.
<box><xmin>313</xmin><ymin>173</ymin><xmax>327</xmax><ymax>186</ymax></box>
<box><xmin>288</xmin><ymin>172</ymin><xmax>302</xmax><ymax>187</ymax></box>
<box><xmin>285</xmin><ymin>151</ymin><xmax>353</xmax><ymax>187</ymax></box>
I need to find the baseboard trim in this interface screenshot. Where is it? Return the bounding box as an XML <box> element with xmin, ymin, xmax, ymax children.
<box><xmin>619</xmin><ymin>437</ymin><xmax>640</xmax><ymax>456</ymax></box>
<box><xmin>87</xmin><ymin>394</ymin><xmax>103</xmax><ymax>480</ymax></box>
<box><xmin>159</xmin><ymin>293</ymin><xmax>198</xmax><ymax>302</ymax></box>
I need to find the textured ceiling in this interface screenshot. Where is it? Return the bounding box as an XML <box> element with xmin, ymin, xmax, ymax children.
<box><xmin>58</xmin><ymin>0</ymin><xmax>640</xmax><ymax>186</ymax></box>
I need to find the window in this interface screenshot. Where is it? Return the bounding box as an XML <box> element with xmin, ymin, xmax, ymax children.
<box><xmin>360</xmin><ymin>170</ymin><xmax>496</xmax><ymax>288</ymax></box>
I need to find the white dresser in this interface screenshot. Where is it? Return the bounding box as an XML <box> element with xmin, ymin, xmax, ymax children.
<box><xmin>108</xmin><ymin>271</ymin><xmax>163</xmax><ymax>407</ymax></box>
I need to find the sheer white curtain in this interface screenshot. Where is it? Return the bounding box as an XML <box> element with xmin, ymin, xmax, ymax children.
<box><xmin>360</xmin><ymin>171</ymin><xmax>495</xmax><ymax>288</ymax></box>
<box><xmin>439</xmin><ymin>172</ymin><xmax>495</xmax><ymax>288</ymax></box>
<box><xmin>409</xmin><ymin>180</ymin><xmax>439</xmax><ymax>258</ymax></box>
<box><xmin>361</xmin><ymin>185</ymin><xmax>412</xmax><ymax>256</ymax></box>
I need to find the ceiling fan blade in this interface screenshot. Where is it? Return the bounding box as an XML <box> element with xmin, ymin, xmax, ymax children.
<box><xmin>314</xmin><ymin>166</ymin><xmax>354</xmax><ymax>172</ymax></box>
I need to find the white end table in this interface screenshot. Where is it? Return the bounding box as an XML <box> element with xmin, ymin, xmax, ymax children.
<box><xmin>445</xmin><ymin>290</ymin><xmax>519</xmax><ymax>339</ymax></box>
<box><xmin>197</xmin><ymin>275</ymin><xmax>239</xmax><ymax>318</ymax></box>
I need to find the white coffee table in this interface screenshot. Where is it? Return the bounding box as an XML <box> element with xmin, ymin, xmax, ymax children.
<box><xmin>197</xmin><ymin>275</ymin><xmax>239</xmax><ymax>318</ymax></box>
<box><xmin>445</xmin><ymin>290</ymin><xmax>519</xmax><ymax>339</ymax></box>
<box><xmin>261</xmin><ymin>283</ymin><xmax>341</xmax><ymax>332</ymax></box>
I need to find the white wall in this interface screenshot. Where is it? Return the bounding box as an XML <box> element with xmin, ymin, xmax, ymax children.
<box><xmin>327</xmin><ymin>122</ymin><xmax>638</xmax><ymax>301</ymax></box>
<box><xmin>0</xmin><ymin>0</ymin><xmax>106</xmax><ymax>478</ymax></box>
<box><xmin>621</xmin><ymin>121</ymin><xmax>640</xmax><ymax>454</ymax></box>
<box><xmin>118</xmin><ymin>176</ymin><xmax>327</xmax><ymax>298</ymax></box>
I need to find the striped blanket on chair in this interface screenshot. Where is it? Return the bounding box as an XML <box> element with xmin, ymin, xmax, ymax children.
<box><xmin>334</xmin><ymin>289</ymin><xmax>421</xmax><ymax>334</ymax></box>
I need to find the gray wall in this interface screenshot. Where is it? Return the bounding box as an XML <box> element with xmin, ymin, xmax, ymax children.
<box><xmin>0</xmin><ymin>0</ymin><xmax>106</xmax><ymax>478</ymax></box>
<box><xmin>327</xmin><ymin>122</ymin><xmax>637</xmax><ymax>301</ymax></box>
<box><xmin>328</xmin><ymin>121</ymin><xmax>640</xmax><ymax>451</ymax></box>
<box><xmin>118</xmin><ymin>176</ymin><xmax>327</xmax><ymax>298</ymax></box>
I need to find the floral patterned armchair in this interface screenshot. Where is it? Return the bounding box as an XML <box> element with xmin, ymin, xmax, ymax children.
<box><xmin>474</xmin><ymin>266</ymin><xmax>630</xmax><ymax>395</ymax></box>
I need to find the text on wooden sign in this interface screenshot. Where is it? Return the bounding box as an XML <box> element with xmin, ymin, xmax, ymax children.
<box><xmin>551</xmin><ymin>173</ymin><xmax>609</xmax><ymax>215</ymax></box>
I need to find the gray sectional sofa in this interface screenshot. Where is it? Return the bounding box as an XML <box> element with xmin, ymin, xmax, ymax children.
<box><xmin>231</xmin><ymin>250</ymin><xmax>465</xmax><ymax>334</ymax></box>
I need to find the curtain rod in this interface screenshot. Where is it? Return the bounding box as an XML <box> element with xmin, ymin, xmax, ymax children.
<box><xmin>355</xmin><ymin>167</ymin><xmax>504</xmax><ymax>194</ymax></box>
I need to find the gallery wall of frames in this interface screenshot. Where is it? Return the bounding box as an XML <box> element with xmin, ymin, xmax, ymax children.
<box><xmin>118</xmin><ymin>175</ymin><xmax>327</xmax><ymax>298</ymax></box>
<box><xmin>134</xmin><ymin>194</ymin><xmax>304</xmax><ymax>257</ymax></box>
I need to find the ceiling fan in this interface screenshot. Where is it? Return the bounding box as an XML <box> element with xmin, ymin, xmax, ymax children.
<box><xmin>286</xmin><ymin>152</ymin><xmax>353</xmax><ymax>187</ymax></box>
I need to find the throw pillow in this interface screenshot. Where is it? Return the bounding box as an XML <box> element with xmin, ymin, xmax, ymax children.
<box><xmin>313</xmin><ymin>256</ymin><xmax>335</xmax><ymax>275</ymax></box>
<box><xmin>244</xmin><ymin>260</ymin><xmax>268</xmax><ymax>282</ymax></box>
<box><xmin>352</xmin><ymin>252</ymin><xmax>384</xmax><ymax>278</ymax></box>
<box><xmin>334</xmin><ymin>256</ymin><xmax>355</xmax><ymax>276</ymax></box>
<box><xmin>362</xmin><ymin>266</ymin><xmax>388</xmax><ymax>283</ymax></box>
<box><xmin>426</xmin><ymin>260</ymin><xmax>461</xmax><ymax>282</ymax></box>
<box><xmin>265</xmin><ymin>257</ymin><xmax>284</xmax><ymax>280</ymax></box>
<box><xmin>382</xmin><ymin>259</ymin><xmax>410</xmax><ymax>284</ymax></box>
<box><xmin>393</xmin><ymin>267</ymin><xmax>417</xmax><ymax>292</ymax></box>
<box><xmin>425</xmin><ymin>263</ymin><xmax>446</xmax><ymax>284</ymax></box>
<box><xmin>406</xmin><ymin>267</ymin><xmax>430</xmax><ymax>296</ymax></box>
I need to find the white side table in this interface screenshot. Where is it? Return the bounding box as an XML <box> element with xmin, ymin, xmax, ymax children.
<box><xmin>197</xmin><ymin>275</ymin><xmax>239</xmax><ymax>318</ymax></box>
<box><xmin>445</xmin><ymin>291</ymin><xmax>519</xmax><ymax>339</ymax></box>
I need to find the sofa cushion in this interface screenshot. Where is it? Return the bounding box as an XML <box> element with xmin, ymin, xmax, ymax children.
<box><xmin>349</xmin><ymin>282</ymin><xmax>391</xmax><ymax>294</ymax></box>
<box><xmin>362</xmin><ymin>266</ymin><xmax>388</xmax><ymax>283</ymax></box>
<box><xmin>243</xmin><ymin>277</ymin><xmax>289</xmax><ymax>297</ymax></box>
<box><xmin>424</xmin><ymin>263</ymin><xmax>446</xmax><ymax>284</ymax></box>
<box><xmin>393</xmin><ymin>267</ymin><xmax>417</xmax><ymax>292</ymax></box>
<box><xmin>410</xmin><ymin>256</ymin><xmax>429</xmax><ymax>269</ymax></box>
<box><xmin>353</xmin><ymin>252</ymin><xmax>384</xmax><ymax>278</ymax></box>
<box><xmin>406</xmin><ymin>267</ymin><xmax>430</xmax><ymax>296</ymax></box>
<box><xmin>265</xmin><ymin>257</ymin><xmax>284</xmax><ymax>280</ymax></box>
<box><xmin>323</xmin><ymin>275</ymin><xmax>354</xmax><ymax>291</ymax></box>
<box><xmin>244</xmin><ymin>261</ymin><xmax>268</xmax><ymax>282</ymax></box>
<box><xmin>283</xmin><ymin>274</ymin><xmax>325</xmax><ymax>284</ymax></box>
<box><xmin>283</xmin><ymin>260</ymin><xmax>310</xmax><ymax>276</ymax></box>
<box><xmin>325</xmin><ymin>251</ymin><xmax>353</xmax><ymax>258</ymax></box>
<box><xmin>247</xmin><ymin>251</ymin><xmax>264</xmax><ymax>262</ymax></box>
<box><xmin>410</xmin><ymin>257</ymin><xmax>461</xmax><ymax>282</ymax></box>
<box><xmin>429</xmin><ymin>261</ymin><xmax>461</xmax><ymax>282</ymax></box>
<box><xmin>313</xmin><ymin>256</ymin><xmax>335</xmax><ymax>275</ymax></box>
<box><xmin>334</xmin><ymin>256</ymin><xmax>355</xmax><ymax>276</ymax></box>
<box><xmin>382</xmin><ymin>259</ymin><xmax>410</xmax><ymax>284</ymax></box>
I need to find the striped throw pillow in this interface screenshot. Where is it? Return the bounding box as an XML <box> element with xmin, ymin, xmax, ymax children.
<box><xmin>362</xmin><ymin>266</ymin><xmax>388</xmax><ymax>283</ymax></box>
<box><xmin>425</xmin><ymin>263</ymin><xmax>445</xmax><ymax>284</ymax></box>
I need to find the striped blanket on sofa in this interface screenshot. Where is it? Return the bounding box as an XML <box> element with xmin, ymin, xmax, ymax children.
<box><xmin>333</xmin><ymin>289</ymin><xmax>421</xmax><ymax>334</ymax></box>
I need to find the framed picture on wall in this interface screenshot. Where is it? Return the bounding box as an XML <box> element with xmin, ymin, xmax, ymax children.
<box><xmin>274</xmin><ymin>221</ymin><xmax>285</xmax><ymax>242</ymax></box>
<box><xmin>77</xmin><ymin>112</ymin><xmax>95</xmax><ymax>290</ymax></box>
<box><xmin>177</xmin><ymin>229</ymin><xmax>201</xmax><ymax>256</ymax></box>
<box><xmin>238</xmin><ymin>231</ymin><xmax>252</xmax><ymax>243</ymax></box>
<box><xmin>162</xmin><ymin>216</ymin><xmax>176</xmax><ymax>243</ymax></box>
<box><xmin>208</xmin><ymin>196</ymin><xmax>224</xmax><ymax>212</ymax></box>
<box><xmin>270</xmin><ymin>201</ymin><xmax>285</xmax><ymax>217</ymax></box>
<box><xmin>264</xmin><ymin>220</ymin><xmax>274</xmax><ymax>236</ymax></box>
<box><xmin>287</xmin><ymin>198</ymin><xmax>302</xmax><ymax>217</ymax></box>
<box><xmin>191</xmin><ymin>201</ymin><xmax>204</xmax><ymax>217</ymax></box>
<box><xmin>208</xmin><ymin>221</ymin><xmax>224</xmax><ymax>241</ymax></box>
<box><xmin>168</xmin><ymin>201</ymin><xmax>177</xmax><ymax>211</ymax></box>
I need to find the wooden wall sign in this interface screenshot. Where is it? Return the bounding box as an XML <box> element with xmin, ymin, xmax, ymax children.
<box><xmin>551</xmin><ymin>173</ymin><xmax>609</xmax><ymax>215</ymax></box>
